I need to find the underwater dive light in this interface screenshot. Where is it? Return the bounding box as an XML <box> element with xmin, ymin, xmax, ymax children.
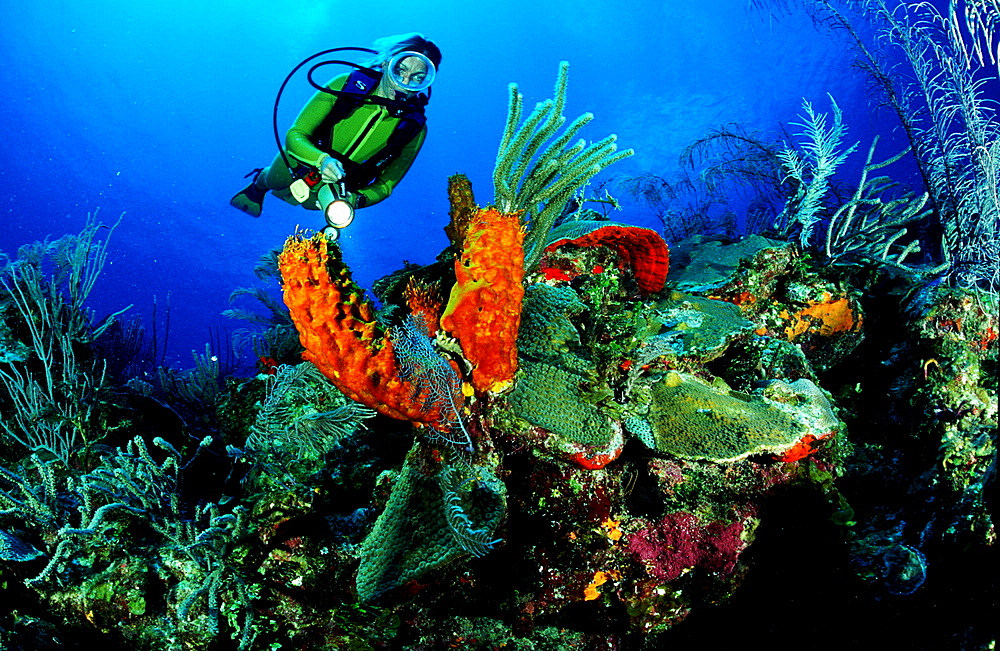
<box><xmin>318</xmin><ymin>182</ymin><xmax>355</xmax><ymax>231</ymax></box>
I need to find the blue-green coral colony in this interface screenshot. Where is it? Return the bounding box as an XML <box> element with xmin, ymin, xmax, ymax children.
<box><xmin>508</xmin><ymin>359</ymin><xmax>615</xmax><ymax>448</ymax></box>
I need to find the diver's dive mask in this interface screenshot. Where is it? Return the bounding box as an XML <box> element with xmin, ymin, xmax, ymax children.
<box><xmin>384</xmin><ymin>51</ymin><xmax>436</xmax><ymax>95</ymax></box>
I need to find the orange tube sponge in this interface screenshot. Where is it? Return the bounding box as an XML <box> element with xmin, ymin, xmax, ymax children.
<box><xmin>278</xmin><ymin>233</ymin><xmax>440</xmax><ymax>425</ymax></box>
<box><xmin>441</xmin><ymin>208</ymin><xmax>525</xmax><ymax>394</ymax></box>
<box><xmin>403</xmin><ymin>277</ymin><xmax>444</xmax><ymax>334</ymax></box>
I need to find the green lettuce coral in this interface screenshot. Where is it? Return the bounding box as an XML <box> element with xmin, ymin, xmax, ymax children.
<box><xmin>646</xmin><ymin>371</ymin><xmax>839</xmax><ymax>462</ymax></box>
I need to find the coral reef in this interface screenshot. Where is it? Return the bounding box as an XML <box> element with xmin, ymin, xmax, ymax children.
<box><xmin>3</xmin><ymin>21</ymin><xmax>997</xmax><ymax>648</ymax></box>
<box><xmin>508</xmin><ymin>359</ymin><xmax>624</xmax><ymax>468</ymax></box>
<box><xmin>0</xmin><ymin>215</ymin><xmax>124</xmax><ymax>465</ymax></box>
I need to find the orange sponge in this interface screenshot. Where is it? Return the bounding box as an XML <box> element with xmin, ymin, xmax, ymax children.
<box><xmin>278</xmin><ymin>233</ymin><xmax>440</xmax><ymax>425</ymax></box>
<box><xmin>441</xmin><ymin>208</ymin><xmax>525</xmax><ymax>394</ymax></box>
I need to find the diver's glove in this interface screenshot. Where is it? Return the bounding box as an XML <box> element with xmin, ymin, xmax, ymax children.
<box><xmin>318</xmin><ymin>155</ymin><xmax>345</xmax><ymax>183</ymax></box>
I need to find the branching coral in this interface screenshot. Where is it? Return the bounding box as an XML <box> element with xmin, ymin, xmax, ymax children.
<box><xmin>493</xmin><ymin>61</ymin><xmax>633</xmax><ymax>272</ymax></box>
<box><xmin>774</xmin><ymin>95</ymin><xmax>947</xmax><ymax>277</ymax></box>
<box><xmin>155</xmin><ymin>343</ymin><xmax>228</xmax><ymax>421</ymax></box>
<box><xmin>775</xmin><ymin>95</ymin><xmax>858</xmax><ymax>248</ymax></box>
<box><xmin>84</xmin><ymin>436</ymin><xmax>255</xmax><ymax>649</ymax></box>
<box><xmin>802</xmin><ymin>0</ymin><xmax>1000</xmax><ymax>293</ymax></box>
<box><xmin>824</xmin><ymin>137</ymin><xmax>937</xmax><ymax>270</ymax></box>
<box><xmin>620</xmin><ymin>124</ymin><xmax>790</xmax><ymax>241</ymax></box>
<box><xmin>1</xmin><ymin>436</ymin><xmax>256</xmax><ymax>649</ymax></box>
<box><xmin>224</xmin><ymin>248</ymin><xmax>302</xmax><ymax>363</ymax></box>
<box><xmin>0</xmin><ymin>214</ymin><xmax>126</xmax><ymax>464</ymax></box>
<box><xmin>859</xmin><ymin>0</ymin><xmax>1000</xmax><ymax>291</ymax></box>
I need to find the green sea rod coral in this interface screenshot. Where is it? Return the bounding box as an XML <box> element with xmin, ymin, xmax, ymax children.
<box><xmin>493</xmin><ymin>61</ymin><xmax>633</xmax><ymax>272</ymax></box>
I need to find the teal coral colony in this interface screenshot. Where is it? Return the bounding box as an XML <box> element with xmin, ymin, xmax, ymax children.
<box><xmin>355</xmin><ymin>442</ymin><xmax>506</xmax><ymax>603</ymax></box>
<box><xmin>1</xmin><ymin>3</ymin><xmax>999</xmax><ymax>649</ymax></box>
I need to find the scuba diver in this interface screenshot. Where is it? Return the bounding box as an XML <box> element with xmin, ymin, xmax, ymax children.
<box><xmin>230</xmin><ymin>33</ymin><xmax>441</xmax><ymax>239</ymax></box>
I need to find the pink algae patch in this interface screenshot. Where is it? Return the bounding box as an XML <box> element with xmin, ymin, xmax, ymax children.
<box><xmin>626</xmin><ymin>512</ymin><xmax>746</xmax><ymax>581</ymax></box>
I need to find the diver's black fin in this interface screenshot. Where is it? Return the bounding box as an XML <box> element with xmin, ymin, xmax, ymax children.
<box><xmin>230</xmin><ymin>168</ymin><xmax>266</xmax><ymax>217</ymax></box>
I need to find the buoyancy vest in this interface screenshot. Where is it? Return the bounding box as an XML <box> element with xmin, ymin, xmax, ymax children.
<box><xmin>311</xmin><ymin>68</ymin><xmax>427</xmax><ymax>192</ymax></box>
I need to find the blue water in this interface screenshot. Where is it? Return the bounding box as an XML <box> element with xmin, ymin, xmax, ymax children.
<box><xmin>0</xmin><ymin>0</ymin><xmax>913</xmax><ymax>368</ymax></box>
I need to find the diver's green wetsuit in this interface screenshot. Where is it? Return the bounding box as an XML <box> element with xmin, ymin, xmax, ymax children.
<box><xmin>241</xmin><ymin>72</ymin><xmax>426</xmax><ymax>213</ymax></box>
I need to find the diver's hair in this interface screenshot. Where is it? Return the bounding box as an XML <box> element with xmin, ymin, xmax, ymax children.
<box><xmin>368</xmin><ymin>33</ymin><xmax>442</xmax><ymax>70</ymax></box>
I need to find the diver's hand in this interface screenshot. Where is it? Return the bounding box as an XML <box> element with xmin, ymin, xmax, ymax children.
<box><xmin>318</xmin><ymin>155</ymin><xmax>345</xmax><ymax>183</ymax></box>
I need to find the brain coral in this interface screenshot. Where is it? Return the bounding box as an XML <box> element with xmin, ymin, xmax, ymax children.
<box><xmin>646</xmin><ymin>372</ymin><xmax>835</xmax><ymax>462</ymax></box>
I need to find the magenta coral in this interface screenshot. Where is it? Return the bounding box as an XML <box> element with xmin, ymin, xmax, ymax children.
<box><xmin>627</xmin><ymin>512</ymin><xmax>746</xmax><ymax>582</ymax></box>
